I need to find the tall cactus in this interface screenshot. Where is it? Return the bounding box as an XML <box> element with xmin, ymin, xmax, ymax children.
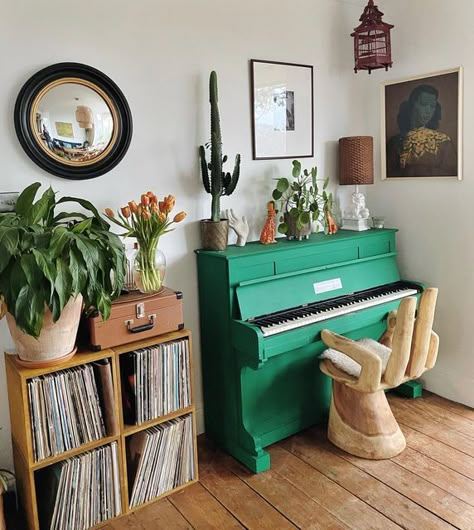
<box><xmin>200</xmin><ymin>71</ymin><xmax>241</xmax><ymax>222</ymax></box>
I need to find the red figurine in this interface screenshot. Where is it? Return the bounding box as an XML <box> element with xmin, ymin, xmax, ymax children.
<box><xmin>260</xmin><ymin>202</ymin><xmax>277</xmax><ymax>244</ymax></box>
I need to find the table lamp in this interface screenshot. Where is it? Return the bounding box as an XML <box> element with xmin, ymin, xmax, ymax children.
<box><xmin>339</xmin><ymin>136</ymin><xmax>374</xmax><ymax>231</ymax></box>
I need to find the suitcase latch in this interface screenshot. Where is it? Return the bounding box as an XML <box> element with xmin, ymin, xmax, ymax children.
<box><xmin>136</xmin><ymin>302</ymin><xmax>145</xmax><ymax>319</ymax></box>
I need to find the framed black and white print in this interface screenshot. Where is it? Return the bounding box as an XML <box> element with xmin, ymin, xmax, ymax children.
<box><xmin>250</xmin><ymin>60</ymin><xmax>314</xmax><ymax>160</ymax></box>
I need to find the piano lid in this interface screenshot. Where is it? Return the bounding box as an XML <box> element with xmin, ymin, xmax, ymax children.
<box><xmin>236</xmin><ymin>254</ymin><xmax>400</xmax><ymax>321</ymax></box>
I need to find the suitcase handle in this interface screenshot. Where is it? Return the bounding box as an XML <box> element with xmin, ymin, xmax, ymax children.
<box><xmin>127</xmin><ymin>315</ymin><xmax>155</xmax><ymax>334</ymax></box>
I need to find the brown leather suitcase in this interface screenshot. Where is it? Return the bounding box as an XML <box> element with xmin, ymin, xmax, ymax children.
<box><xmin>85</xmin><ymin>287</ymin><xmax>184</xmax><ymax>350</ymax></box>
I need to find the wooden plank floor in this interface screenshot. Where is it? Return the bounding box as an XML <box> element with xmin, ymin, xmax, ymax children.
<box><xmin>8</xmin><ymin>392</ymin><xmax>474</xmax><ymax>529</ymax></box>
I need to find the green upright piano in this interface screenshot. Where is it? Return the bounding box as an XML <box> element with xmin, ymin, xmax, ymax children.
<box><xmin>196</xmin><ymin>229</ymin><xmax>423</xmax><ymax>473</ymax></box>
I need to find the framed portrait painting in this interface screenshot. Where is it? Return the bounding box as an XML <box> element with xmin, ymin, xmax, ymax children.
<box><xmin>250</xmin><ymin>59</ymin><xmax>313</xmax><ymax>160</ymax></box>
<box><xmin>381</xmin><ymin>67</ymin><xmax>463</xmax><ymax>180</ymax></box>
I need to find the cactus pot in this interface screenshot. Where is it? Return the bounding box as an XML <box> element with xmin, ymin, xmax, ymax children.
<box><xmin>200</xmin><ymin>219</ymin><xmax>229</xmax><ymax>251</ymax></box>
<box><xmin>284</xmin><ymin>212</ymin><xmax>312</xmax><ymax>241</ymax></box>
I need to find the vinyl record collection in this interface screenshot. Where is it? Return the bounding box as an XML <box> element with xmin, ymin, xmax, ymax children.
<box><xmin>121</xmin><ymin>339</ymin><xmax>191</xmax><ymax>425</ymax></box>
<box><xmin>36</xmin><ymin>443</ymin><xmax>121</xmax><ymax>530</ymax></box>
<box><xmin>27</xmin><ymin>364</ymin><xmax>109</xmax><ymax>461</ymax></box>
<box><xmin>128</xmin><ymin>414</ymin><xmax>195</xmax><ymax>508</ymax></box>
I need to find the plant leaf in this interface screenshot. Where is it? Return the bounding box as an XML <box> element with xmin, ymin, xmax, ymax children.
<box><xmin>71</xmin><ymin>218</ymin><xmax>93</xmax><ymax>234</ymax></box>
<box><xmin>292</xmin><ymin>160</ymin><xmax>301</xmax><ymax>178</ymax></box>
<box><xmin>20</xmin><ymin>254</ymin><xmax>43</xmax><ymax>290</ymax></box>
<box><xmin>53</xmin><ymin>212</ymin><xmax>88</xmax><ymax>223</ymax></box>
<box><xmin>49</xmin><ymin>227</ymin><xmax>70</xmax><ymax>257</ymax></box>
<box><xmin>31</xmin><ymin>187</ymin><xmax>55</xmax><ymax>224</ymax></box>
<box><xmin>0</xmin><ymin>227</ymin><xmax>19</xmax><ymax>255</ymax></box>
<box><xmin>54</xmin><ymin>257</ymin><xmax>73</xmax><ymax>313</ymax></box>
<box><xmin>32</xmin><ymin>249</ymin><xmax>56</xmax><ymax>293</ymax></box>
<box><xmin>300</xmin><ymin>211</ymin><xmax>310</xmax><ymax>224</ymax></box>
<box><xmin>289</xmin><ymin>207</ymin><xmax>299</xmax><ymax>219</ymax></box>
<box><xmin>272</xmin><ymin>189</ymin><xmax>283</xmax><ymax>201</ymax></box>
<box><xmin>69</xmin><ymin>246</ymin><xmax>88</xmax><ymax>295</ymax></box>
<box><xmin>73</xmin><ymin>234</ymin><xmax>101</xmax><ymax>283</ymax></box>
<box><xmin>276</xmin><ymin>178</ymin><xmax>289</xmax><ymax>193</ymax></box>
<box><xmin>57</xmin><ymin>196</ymin><xmax>109</xmax><ymax>229</ymax></box>
<box><xmin>15</xmin><ymin>182</ymin><xmax>41</xmax><ymax>218</ymax></box>
<box><xmin>0</xmin><ymin>242</ymin><xmax>11</xmax><ymax>274</ymax></box>
<box><xmin>15</xmin><ymin>285</ymin><xmax>44</xmax><ymax>338</ymax></box>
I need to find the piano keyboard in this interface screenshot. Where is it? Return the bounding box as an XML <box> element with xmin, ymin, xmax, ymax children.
<box><xmin>249</xmin><ymin>281</ymin><xmax>422</xmax><ymax>337</ymax></box>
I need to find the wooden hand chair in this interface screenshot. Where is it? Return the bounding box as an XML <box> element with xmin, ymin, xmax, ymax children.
<box><xmin>320</xmin><ymin>288</ymin><xmax>438</xmax><ymax>459</ymax></box>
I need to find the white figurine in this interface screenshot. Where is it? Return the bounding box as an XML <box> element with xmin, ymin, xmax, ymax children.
<box><xmin>225</xmin><ymin>209</ymin><xmax>249</xmax><ymax>247</ymax></box>
<box><xmin>343</xmin><ymin>192</ymin><xmax>370</xmax><ymax>220</ymax></box>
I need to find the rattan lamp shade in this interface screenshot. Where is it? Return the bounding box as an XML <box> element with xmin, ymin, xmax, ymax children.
<box><xmin>339</xmin><ymin>136</ymin><xmax>374</xmax><ymax>185</ymax></box>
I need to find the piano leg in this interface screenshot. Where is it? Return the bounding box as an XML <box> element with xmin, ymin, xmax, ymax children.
<box><xmin>228</xmin><ymin>440</ymin><xmax>271</xmax><ymax>474</ymax></box>
<box><xmin>228</xmin><ymin>344</ymin><xmax>331</xmax><ymax>473</ymax></box>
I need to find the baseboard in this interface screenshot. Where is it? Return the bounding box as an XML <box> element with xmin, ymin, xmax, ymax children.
<box><xmin>421</xmin><ymin>368</ymin><xmax>474</xmax><ymax>408</ymax></box>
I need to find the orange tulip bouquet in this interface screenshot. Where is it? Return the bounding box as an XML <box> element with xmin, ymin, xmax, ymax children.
<box><xmin>105</xmin><ymin>191</ymin><xmax>186</xmax><ymax>293</ymax></box>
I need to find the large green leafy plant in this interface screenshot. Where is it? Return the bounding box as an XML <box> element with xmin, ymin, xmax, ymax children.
<box><xmin>0</xmin><ymin>183</ymin><xmax>125</xmax><ymax>337</ymax></box>
<box><xmin>271</xmin><ymin>160</ymin><xmax>333</xmax><ymax>235</ymax></box>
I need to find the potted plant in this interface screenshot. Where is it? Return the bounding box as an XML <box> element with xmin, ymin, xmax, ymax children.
<box><xmin>199</xmin><ymin>70</ymin><xmax>241</xmax><ymax>251</ymax></box>
<box><xmin>271</xmin><ymin>160</ymin><xmax>336</xmax><ymax>240</ymax></box>
<box><xmin>0</xmin><ymin>182</ymin><xmax>125</xmax><ymax>366</ymax></box>
<box><xmin>104</xmin><ymin>191</ymin><xmax>186</xmax><ymax>293</ymax></box>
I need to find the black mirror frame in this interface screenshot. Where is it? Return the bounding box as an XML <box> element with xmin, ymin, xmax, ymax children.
<box><xmin>14</xmin><ymin>62</ymin><xmax>133</xmax><ymax>180</ymax></box>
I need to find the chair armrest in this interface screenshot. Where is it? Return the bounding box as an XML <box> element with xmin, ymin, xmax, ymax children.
<box><xmin>321</xmin><ymin>330</ymin><xmax>382</xmax><ymax>392</ymax></box>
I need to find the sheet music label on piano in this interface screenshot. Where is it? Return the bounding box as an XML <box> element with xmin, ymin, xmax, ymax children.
<box><xmin>313</xmin><ymin>278</ymin><xmax>343</xmax><ymax>294</ymax></box>
<box><xmin>196</xmin><ymin>229</ymin><xmax>424</xmax><ymax>473</ymax></box>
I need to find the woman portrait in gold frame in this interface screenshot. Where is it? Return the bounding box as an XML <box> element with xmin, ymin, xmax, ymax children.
<box><xmin>381</xmin><ymin>68</ymin><xmax>462</xmax><ymax>180</ymax></box>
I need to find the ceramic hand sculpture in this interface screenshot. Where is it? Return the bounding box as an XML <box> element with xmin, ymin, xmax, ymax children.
<box><xmin>343</xmin><ymin>192</ymin><xmax>370</xmax><ymax>220</ymax></box>
<box><xmin>226</xmin><ymin>209</ymin><xmax>249</xmax><ymax>247</ymax></box>
<box><xmin>259</xmin><ymin>201</ymin><xmax>277</xmax><ymax>244</ymax></box>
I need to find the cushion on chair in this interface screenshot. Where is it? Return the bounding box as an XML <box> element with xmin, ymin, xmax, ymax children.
<box><xmin>320</xmin><ymin>338</ymin><xmax>392</xmax><ymax>378</ymax></box>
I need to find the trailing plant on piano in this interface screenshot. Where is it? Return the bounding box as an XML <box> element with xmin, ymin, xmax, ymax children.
<box><xmin>199</xmin><ymin>71</ymin><xmax>241</xmax><ymax>223</ymax></box>
<box><xmin>271</xmin><ymin>160</ymin><xmax>336</xmax><ymax>236</ymax></box>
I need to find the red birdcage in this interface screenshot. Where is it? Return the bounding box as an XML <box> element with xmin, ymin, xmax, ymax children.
<box><xmin>352</xmin><ymin>0</ymin><xmax>394</xmax><ymax>74</ymax></box>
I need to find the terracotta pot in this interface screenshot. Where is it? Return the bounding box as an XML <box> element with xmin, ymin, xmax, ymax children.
<box><xmin>200</xmin><ymin>219</ymin><xmax>229</xmax><ymax>251</ymax></box>
<box><xmin>284</xmin><ymin>212</ymin><xmax>312</xmax><ymax>241</ymax></box>
<box><xmin>6</xmin><ymin>295</ymin><xmax>83</xmax><ymax>365</ymax></box>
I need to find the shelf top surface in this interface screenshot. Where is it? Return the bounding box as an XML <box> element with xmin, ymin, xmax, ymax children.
<box><xmin>5</xmin><ymin>348</ymin><xmax>114</xmax><ymax>378</ymax></box>
<box><xmin>5</xmin><ymin>328</ymin><xmax>192</xmax><ymax>377</ymax></box>
<box><xmin>195</xmin><ymin>228</ymin><xmax>398</xmax><ymax>259</ymax></box>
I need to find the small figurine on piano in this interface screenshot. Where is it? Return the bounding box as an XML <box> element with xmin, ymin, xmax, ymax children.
<box><xmin>260</xmin><ymin>201</ymin><xmax>277</xmax><ymax>244</ymax></box>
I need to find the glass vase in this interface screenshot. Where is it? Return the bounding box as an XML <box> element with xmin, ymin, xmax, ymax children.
<box><xmin>133</xmin><ymin>240</ymin><xmax>166</xmax><ymax>294</ymax></box>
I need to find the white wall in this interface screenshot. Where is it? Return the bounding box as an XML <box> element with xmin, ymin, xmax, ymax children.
<box><xmin>0</xmin><ymin>0</ymin><xmax>370</xmax><ymax>469</ymax></box>
<box><xmin>366</xmin><ymin>1</ymin><xmax>474</xmax><ymax>407</ymax></box>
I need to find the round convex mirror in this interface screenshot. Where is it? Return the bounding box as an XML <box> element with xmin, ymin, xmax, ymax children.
<box><xmin>15</xmin><ymin>63</ymin><xmax>132</xmax><ymax>180</ymax></box>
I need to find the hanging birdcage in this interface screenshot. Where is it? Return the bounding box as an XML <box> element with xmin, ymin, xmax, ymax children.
<box><xmin>352</xmin><ymin>0</ymin><xmax>394</xmax><ymax>74</ymax></box>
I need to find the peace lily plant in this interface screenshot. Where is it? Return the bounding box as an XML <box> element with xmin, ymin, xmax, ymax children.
<box><xmin>0</xmin><ymin>182</ymin><xmax>126</xmax><ymax>364</ymax></box>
